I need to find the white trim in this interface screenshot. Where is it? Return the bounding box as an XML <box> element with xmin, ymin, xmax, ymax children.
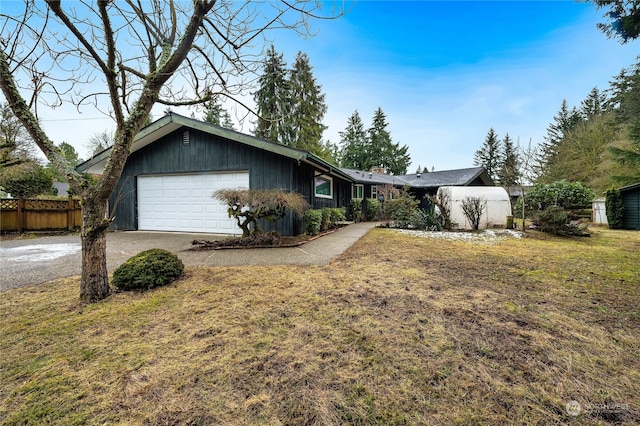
<box><xmin>314</xmin><ymin>174</ymin><xmax>333</xmax><ymax>199</ymax></box>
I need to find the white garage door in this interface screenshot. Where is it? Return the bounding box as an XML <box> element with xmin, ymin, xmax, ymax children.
<box><xmin>137</xmin><ymin>172</ymin><xmax>249</xmax><ymax>233</ymax></box>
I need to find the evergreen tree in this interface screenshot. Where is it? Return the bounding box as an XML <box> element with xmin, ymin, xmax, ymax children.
<box><xmin>253</xmin><ymin>45</ymin><xmax>290</xmax><ymax>143</ymax></box>
<box><xmin>203</xmin><ymin>99</ymin><xmax>235</xmax><ymax>130</ymax></box>
<box><xmin>473</xmin><ymin>127</ymin><xmax>502</xmax><ymax>182</ymax></box>
<box><xmin>287</xmin><ymin>52</ymin><xmax>328</xmax><ymax>155</ymax></box>
<box><xmin>580</xmin><ymin>86</ymin><xmax>608</xmax><ymax>119</ymax></box>
<box><xmin>538</xmin><ymin>99</ymin><xmax>582</xmax><ymax>177</ymax></box>
<box><xmin>497</xmin><ymin>133</ymin><xmax>520</xmax><ymax>187</ymax></box>
<box><xmin>367</xmin><ymin>107</ymin><xmax>410</xmax><ymax>175</ymax></box>
<box><xmin>340</xmin><ymin>110</ymin><xmax>369</xmax><ymax>170</ymax></box>
<box><xmin>607</xmin><ymin>60</ymin><xmax>640</xmax><ymax>184</ymax></box>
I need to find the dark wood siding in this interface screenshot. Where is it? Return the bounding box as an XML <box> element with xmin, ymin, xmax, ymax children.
<box><xmin>110</xmin><ymin>127</ymin><xmax>332</xmax><ymax>236</ymax></box>
<box><xmin>621</xmin><ymin>186</ymin><xmax>640</xmax><ymax>230</ymax></box>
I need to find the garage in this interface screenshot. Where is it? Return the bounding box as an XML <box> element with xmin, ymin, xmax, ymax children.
<box><xmin>137</xmin><ymin>172</ymin><xmax>249</xmax><ymax>233</ymax></box>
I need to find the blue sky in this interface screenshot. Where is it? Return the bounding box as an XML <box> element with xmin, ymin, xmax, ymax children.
<box><xmin>244</xmin><ymin>0</ymin><xmax>639</xmax><ymax>172</ymax></box>
<box><xmin>27</xmin><ymin>1</ymin><xmax>640</xmax><ymax>171</ymax></box>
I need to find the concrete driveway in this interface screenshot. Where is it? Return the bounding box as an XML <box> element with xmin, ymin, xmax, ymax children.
<box><xmin>0</xmin><ymin>222</ymin><xmax>376</xmax><ymax>292</ymax></box>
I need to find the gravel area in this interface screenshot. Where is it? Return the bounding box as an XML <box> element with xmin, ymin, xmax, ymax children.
<box><xmin>394</xmin><ymin>228</ymin><xmax>524</xmax><ymax>243</ymax></box>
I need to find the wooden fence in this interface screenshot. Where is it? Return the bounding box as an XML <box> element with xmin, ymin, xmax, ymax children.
<box><xmin>0</xmin><ymin>197</ymin><xmax>82</xmax><ymax>233</ymax></box>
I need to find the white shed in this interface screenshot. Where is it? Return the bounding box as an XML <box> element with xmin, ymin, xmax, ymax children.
<box><xmin>592</xmin><ymin>199</ymin><xmax>608</xmax><ymax>225</ymax></box>
<box><xmin>437</xmin><ymin>186</ymin><xmax>512</xmax><ymax>230</ymax></box>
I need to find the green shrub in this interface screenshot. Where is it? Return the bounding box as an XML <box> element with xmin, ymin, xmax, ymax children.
<box><xmin>515</xmin><ymin>180</ymin><xmax>594</xmax><ymax>217</ymax></box>
<box><xmin>328</xmin><ymin>207</ymin><xmax>346</xmax><ymax>224</ymax></box>
<box><xmin>347</xmin><ymin>199</ymin><xmax>362</xmax><ymax>222</ymax></box>
<box><xmin>534</xmin><ymin>206</ymin><xmax>590</xmax><ymax>236</ymax></box>
<box><xmin>112</xmin><ymin>248</ymin><xmax>184</xmax><ymax>291</ymax></box>
<box><xmin>365</xmin><ymin>198</ymin><xmax>382</xmax><ymax>221</ymax></box>
<box><xmin>605</xmin><ymin>188</ymin><xmax>624</xmax><ymax>229</ymax></box>
<box><xmin>304</xmin><ymin>209</ymin><xmax>323</xmax><ymax>236</ymax></box>
<box><xmin>321</xmin><ymin>208</ymin><xmax>331</xmax><ymax>232</ymax></box>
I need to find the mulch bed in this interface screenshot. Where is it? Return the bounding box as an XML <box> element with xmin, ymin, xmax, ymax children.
<box><xmin>189</xmin><ymin>228</ymin><xmax>340</xmax><ymax>250</ymax></box>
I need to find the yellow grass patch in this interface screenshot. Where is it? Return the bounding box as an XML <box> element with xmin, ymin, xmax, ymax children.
<box><xmin>1</xmin><ymin>228</ymin><xmax>639</xmax><ymax>425</ymax></box>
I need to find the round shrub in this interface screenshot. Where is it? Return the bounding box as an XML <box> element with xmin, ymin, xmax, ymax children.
<box><xmin>112</xmin><ymin>248</ymin><xmax>184</xmax><ymax>291</ymax></box>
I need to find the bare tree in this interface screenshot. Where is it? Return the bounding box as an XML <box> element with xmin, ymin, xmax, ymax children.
<box><xmin>460</xmin><ymin>196</ymin><xmax>486</xmax><ymax>230</ymax></box>
<box><xmin>0</xmin><ymin>0</ymin><xmax>345</xmax><ymax>302</ymax></box>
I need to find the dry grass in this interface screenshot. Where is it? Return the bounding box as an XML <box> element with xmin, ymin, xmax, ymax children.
<box><xmin>1</xmin><ymin>227</ymin><xmax>639</xmax><ymax>425</ymax></box>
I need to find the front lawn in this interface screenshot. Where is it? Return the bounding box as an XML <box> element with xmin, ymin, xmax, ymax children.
<box><xmin>1</xmin><ymin>228</ymin><xmax>638</xmax><ymax>425</ymax></box>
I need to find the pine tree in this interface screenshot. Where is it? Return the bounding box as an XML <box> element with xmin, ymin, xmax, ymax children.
<box><xmin>253</xmin><ymin>45</ymin><xmax>290</xmax><ymax>143</ymax></box>
<box><xmin>203</xmin><ymin>99</ymin><xmax>235</xmax><ymax>130</ymax></box>
<box><xmin>538</xmin><ymin>99</ymin><xmax>582</xmax><ymax>178</ymax></box>
<box><xmin>340</xmin><ymin>110</ymin><xmax>369</xmax><ymax>170</ymax></box>
<box><xmin>497</xmin><ymin>133</ymin><xmax>520</xmax><ymax>187</ymax></box>
<box><xmin>580</xmin><ymin>87</ymin><xmax>608</xmax><ymax>120</ymax></box>
<box><xmin>287</xmin><ymin>52</ymin><xmax>328</xmax><ymax>155</ymax></box>
<box><xmin>607</xmin><ymin>60</ymin><xmax>640</xmax><ymax>184</ymax></box>
<box><xmin>473</xmin><ymin>127</ymin><xmax>502</xmax><ymax>182</ymax></box>
<box><xmin>367</xmin><ymin>107</ymin><xmax>410</xmax><ymax>175</ymax></box>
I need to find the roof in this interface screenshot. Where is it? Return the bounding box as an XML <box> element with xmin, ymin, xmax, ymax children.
<box><xmin>339</xmin><ymin>166</ymin><xmax>493</xmax><ymax>188</ymax></box>
<box><xmin>75</xmin><ymin>113</ymin><xmax>491</xmax><ymax>190</ymax></box>
<box><xmin>76</xmin><ymin>113</ymin><xmax>352</xmax><ymax>181</ymax></box>
<box><xmin>619</xmin><ymin>182</ymin><xmax>640</xmax><ymax>193</ymax></box>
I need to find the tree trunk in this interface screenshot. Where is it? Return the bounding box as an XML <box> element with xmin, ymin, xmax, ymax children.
<box><xmin>80</xmin><ymin>196</ymin><xmax>111</xmax><ymax>303</ymax></box>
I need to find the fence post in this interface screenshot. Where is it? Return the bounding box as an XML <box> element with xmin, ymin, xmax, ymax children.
<box><xmin>67</xmin><ymin>196</ymin><xmax>74</xmax><ymax>231</ymax></box>
<box><xmin>17</xmin><ymin>197</ymin><xmax>25</xmax><ymax>233</ymax></box>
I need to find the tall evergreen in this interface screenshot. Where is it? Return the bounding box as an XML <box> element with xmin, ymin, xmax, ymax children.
<box><xmin>473</xmin><ymin>127</ymin><xmax>502</xmax><ymax>182</ymax></box>
<box><xmin>538</xmin><ymin>99</ymin><xmax>582</xmax><ymax>177</ymax></box>
<box><xmin>287</xmin><ymin>52</ymin><xmax>328</xmax><ymax>155</ymax></box>
<box><xmin>607</xmin><ymin>60</ymin><xmax>640</xmax><ymax>184</ymax></box>
<box><xmin>253</xmin><ymin>45</ymin><xmax>290</xmax><ymax>143</ymax></box>
<box><xmin>497</xmin><ymin>133</ymin><xmax>520</xmax><ymax>187</ymax></box>
<box><xmin>367</xmin><ymin>107</ymin><xmax>411</xmax><ymax>175</ymax></box>
<box><xmin>340</xmin><ymin>110</ymin><xmax>369</xmax><ymax>170</ymax></box>
<box><xmin>580</xmin><ymin>87</ymin><xmax>608</xmax><ymax>119</ymax></box>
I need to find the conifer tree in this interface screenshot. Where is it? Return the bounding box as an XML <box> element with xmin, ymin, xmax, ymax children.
<box><xmin>497</xmin><ymin>133</ymin><xmax>520</xmax><ymax>187</ymax></box>
<box><xmin>473</xmin><ymin>127</ymin><xmax>502</xmax><ymax>182</ymax></box>
<box><xmin>253</xmin><ymin>45</ymin><xmax>290</xmax><ymax>143</ymax></box>
<box><xmin>367</xmin><ymin>107</ymin><xmax>410</xmax><ymax>175</ymax></box>
<box><xmin>287</xmin><ymin>52</ymin><xmax>328</xmax><ymax>155</ymax></box>
<box><xmin>538</xmin><ymin>99</ymin><xmax>582</xmax><ymax>178</ymax></box>
<box><xmin>340</xmin><ymin>110</ymin><xmax>369</xmax><ymax>170</ymax></box>
<box><xmin>203</xmin><ymin>99</ymin><xmax>235</xmax><ymax>130</ymax></box>
<box><xmin>580</xmin><ymin>86</ymin><xmax>608</xmax><ymax>119</ymax></box>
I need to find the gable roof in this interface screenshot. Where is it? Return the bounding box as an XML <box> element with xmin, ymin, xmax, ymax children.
<box><xmin>76</xmin><ymin>113</ymin><xmax>352</xmax><ymax>181</ymax></box>
<box><xmin>339</xmin><ymin>166</ymin><xmax>493</xmax><ymax>188</ymax></box>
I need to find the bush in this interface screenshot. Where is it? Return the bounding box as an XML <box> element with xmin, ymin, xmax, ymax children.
<box><xmin>0</xmin><ymin>162</ymin><xmax>54</xmax><ymax>197</ymax></box>
<box><xmin>534</xmin><ymin>206</ymin><xmax>590</xmax><ymax>237</ymax></box>
<box><xmin>304</xmin><ymin>209</ymin><xmax>323</xmax><ymax>236</ymax></box>
<box><xmin>112</xmin><ymin>248</ymin><xmax>184</xmax><ymax>291</ymax></box>
<box><xmin>305</xmin><ymin>208</ymin><xmax>346</xmax><ymax>235</ymax></box>
<box><xmin>605</xmin><ymin>188</ymin><xmax>624</xmax><ymax>229</ymax></box>
<box><xmin>365</xmin><ymin>198</ymin><xmax>382</xmax><ymax>221</ymax></box>
<box><xmin>321</xmin><ymin>208</ymin><xmax>331</xmax><ymax>232</ymax></box>
<box><xmin>515</xmin><ymin>180</ymin><xmax>594</xmax><ymax>217</ymax></box>
<box><xmin>328</xmin><ymin>207</ymin><xmax>346</xmax><ymax>224</ymax></box>
<box><xmin>385</xmin><ymin>195</ymin><xmax>420</xmax><ymax>228</ymax></box>
<box><xmin>347</xmin><ymin>199</ymin><xmax>362</xmax><ymax>222</ymax></box>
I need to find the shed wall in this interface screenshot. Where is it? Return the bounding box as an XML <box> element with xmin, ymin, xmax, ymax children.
<box><xmin>437</xmin><ymin>186</ymin><xmax>512</xmax><ymax>230</ymax></box>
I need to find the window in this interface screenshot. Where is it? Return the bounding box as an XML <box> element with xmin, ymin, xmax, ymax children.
<box><xmin>371</xmin><ymin>185</ymin><xmax>378</xmax><ymax>199</ymax></box>
<box><xmin>314</xmin><ymin>175</ymin><xmax>333</xmax><ymax>199</ymax></box>
<box><xmin>352</xmin><ymin>184</ymin><xmax>364</xmax><ymax>199</ymax></box>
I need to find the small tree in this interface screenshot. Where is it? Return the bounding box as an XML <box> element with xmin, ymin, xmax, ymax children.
<box><xmin>461</xmin><ymin>196</ymin><xmax>486</xmax><ymax>230</ymax></box>
<box><xmin>214</xmin><ymin>189</ymin><xmax>309</xmax><ymax>237</ymax></box>
<box><xmin>605</xmin><ymin>188</ymin><xmax>624</xmax><ymax>229</ymax></box>
<box><xmin>426</xmin><ymin>187</ymin><xmax>452</xmax><ymax>230</ymax></box>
